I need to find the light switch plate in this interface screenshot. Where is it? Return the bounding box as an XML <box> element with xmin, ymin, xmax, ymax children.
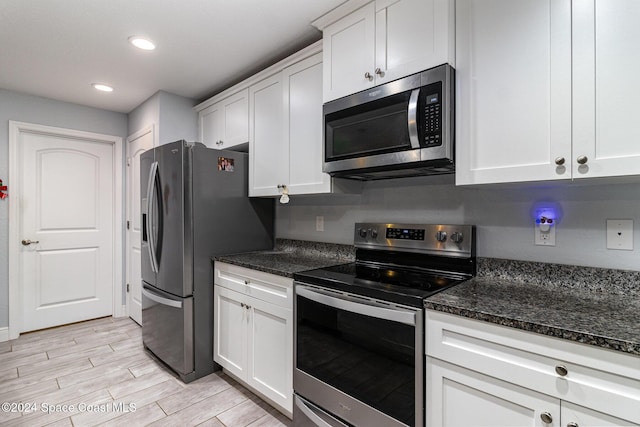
<box><xmin>606</xmin><ymin>219</ymin><xmax>633</xmax><ymax>250</ymax></box>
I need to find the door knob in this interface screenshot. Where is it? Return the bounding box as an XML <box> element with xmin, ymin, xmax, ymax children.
<box><xmin>22</xmin><ymin>239</ymin><xmax>39</xmax><ymax>246</ymax></box>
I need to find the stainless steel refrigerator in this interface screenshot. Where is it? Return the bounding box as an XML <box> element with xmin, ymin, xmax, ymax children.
<box><xmin>140</xmin><ymin>140</ymin><xmax>273</xmax><ymax>383</ymax></box>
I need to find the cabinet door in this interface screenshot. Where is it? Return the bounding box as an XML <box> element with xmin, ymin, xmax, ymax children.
<box><xmin>573</xmin><ymin>0</ymin><xmax>640</xmax><ymax>179</ymax></box>
<box><xmin>219</xmin><ymin>89</ymin><xmax>249</xmax><ymax>149</ymax></box>
<box><xmin>375</xmin><ymin>0</ymin><xmax>454</xmax><ymax>83</ymax></box>
<box><xmin>247</xmin><ymin>297</ymin><xmax>293</xmax><ymax>415</ymax></box>
<box><xmin>213</xmin><ymin>285</ymin><xmax>247</xmax><ymax>380</ymax></box>
<box><xmin>427</xmin><ymin>357</ymin><xmax>560</xmax><ymax>427</ymax></box>
<box><xmin>249</xmin><ymin>74</ymin><xmax>286</xmax><ymax>196</ymax></box>
<box><xmin>199</xmin><ymin>103</ymin><xmax>222</xmax><ymax>149</ymax></box>
<box><xmin>562</xmin><ymin>401</ymin><xmax>639</xmax><ymax>427</ymax></box>
<box><xmin>455</xmin><ymin>0</ymin><xmax>572</xmax><ymax>185</ymax></box>
<box><xmin>322</xmin><ymin>2</ymin><xmax>375</xmax><ymax>102</ymax></box>
<box><xmin>283</xmin><ymin>53</ymin><xmax>330</xmax><ymax>195</ymax></box>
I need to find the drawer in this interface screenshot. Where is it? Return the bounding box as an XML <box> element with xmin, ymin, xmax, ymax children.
<box><xmin>214</xmin><ymin>262</ymin><xmax>293</xmax><ymax>309</ymax></box>
<box><xmin>425</xmin><ymin>310</ymin><xmax>640</xmax><ymax>424</ymax></box>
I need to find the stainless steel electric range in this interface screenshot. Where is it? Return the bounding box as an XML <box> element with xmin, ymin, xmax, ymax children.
<box><xmin>293</xmin><ymin>223</ymin><xmax>476</xmax><ymax>427</ymax></box>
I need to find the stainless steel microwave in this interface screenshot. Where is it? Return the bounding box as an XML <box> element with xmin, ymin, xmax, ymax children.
<box><xmin>323</xmin><ymin>64</ymin><xmax>454</xmax><ymax>180</ymax></box>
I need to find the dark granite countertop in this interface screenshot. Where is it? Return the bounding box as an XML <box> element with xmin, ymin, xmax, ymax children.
<box><xmin>219</xmin><ymin>241</ymin><xmax>639</xmax><ymax>356</ymax></box>
<box><xmin>213</xmin><ymin>239</ymin><xmax>354</xmax><ymax>278</ymax></box>
<box><xmin>425</xmin><ymin>275</ymin><xmax>640</xmax><ymax>356</ymax></box>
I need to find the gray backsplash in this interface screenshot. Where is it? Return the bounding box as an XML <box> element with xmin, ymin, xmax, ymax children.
<box><xmin>275</xmin><ymin>175</ymin><xmax>640</xmax><ymax>272</ymax></box>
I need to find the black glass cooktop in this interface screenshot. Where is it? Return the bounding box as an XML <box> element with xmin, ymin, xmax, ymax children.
<box><xmin>294</xmin><ymin>261</ymin><xmax>469</xmax><ymax>308</ymax></box>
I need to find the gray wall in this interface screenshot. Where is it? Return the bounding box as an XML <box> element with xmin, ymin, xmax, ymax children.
<box><xmin>0</xmin><ymin>89</ymin><xmax>128</xmax><ymax>328</ymax></box>
<box><xmin>127</xmin><ymin>90</ymin><xmax>197</xmax><ymax>146</ymax></box>
<box><xmin>276</xmin><ymin>175</ymin><xmax>640</xmax><ymax>271</ymax></box>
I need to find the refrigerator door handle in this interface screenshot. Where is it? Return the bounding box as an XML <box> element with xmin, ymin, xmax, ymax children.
<box><xmin>142</xmin><ymin>287</ymin><xmax>183</xmax><ymax>309</ymax></box>
<box><xmin>146</xmin><ymin>161</ymin><xmax>159</xmax><ymax>273</ymax></box>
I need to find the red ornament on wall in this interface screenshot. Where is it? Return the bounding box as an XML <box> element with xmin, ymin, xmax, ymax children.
<box><xmin>0</xmin><ymin>179</ymin><xmax>8</xmax><ymax>199</ymax></box>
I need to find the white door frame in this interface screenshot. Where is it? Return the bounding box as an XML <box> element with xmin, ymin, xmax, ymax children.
<box><xmin>125</xmin><ymin>124</ymin><xmax>154</xmax><ymax>322</ymax></box>
<box><xmin>8</xmin><ymin>121</ymin><xmax>124</xmax><ymax>340</ymax></box>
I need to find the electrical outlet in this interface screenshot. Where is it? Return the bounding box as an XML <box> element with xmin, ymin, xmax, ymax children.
<box><xmin>316</xmin><ymin>216</ymin><xmax>324</xmax><ymax>232</ymax></box>
<box><xmin>534</xmin><ymin>214</ymin><xmax>556</xmax><ymax>246</ymax></box>
<box><xmin>606</xmin><ymin>219</ymin><xmax>633</xmax><ymax>250</ymax></box>
<box><xmin>535</xmin><ymin>222</ymin><xmax>556</xmax><ymax>246</ymax></box>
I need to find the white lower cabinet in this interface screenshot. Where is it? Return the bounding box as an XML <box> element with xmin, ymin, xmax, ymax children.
<box><xmin>425</xmin><ymin>310</ymin><xmax>640</xmax><ymax>427</ymax></box>
<box><xmin>214</xmin><ymin>262</ymin><xmax>293</xmax><ymax>417</ymax></box>
<box><xmin>428</xmin><ymin>357</ymin><xmax>559</xmax><ymax>427</ymax></box>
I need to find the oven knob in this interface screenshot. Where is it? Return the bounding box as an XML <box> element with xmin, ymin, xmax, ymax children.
<box><xmin>358</xmin><ymin>228</ymin><xmax>368</xmax><ymax>238</ymax></box>
<box><xmin>451</xmin><ymin>232</ymin><xmax>464</xmax><ymax>244</ymax></box>
<box><xmin>370</xmin><ymin>228</ymin><xmax>378</xmax><ymax>238</ymax></box>
<box><xmin>435</xmin><ymin>231</ymin><xmax>447</xmax><ymax>242</ymax></box>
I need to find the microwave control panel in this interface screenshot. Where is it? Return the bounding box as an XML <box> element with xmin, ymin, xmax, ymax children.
<box><xmin>421</xmin><ymin>82</ymin><xmax>442</xmax><ymax>147</ymax></box>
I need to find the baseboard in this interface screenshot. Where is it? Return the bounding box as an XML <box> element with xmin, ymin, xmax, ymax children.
<box><xmin>113</xmin><ymin>305</ymin><xmax>128</xmax><ymax>318</ymax></box>
<box><xmin>0</xmin><ymin>327</ymin><xmax>8</xmax><ymax>342</ymax></box>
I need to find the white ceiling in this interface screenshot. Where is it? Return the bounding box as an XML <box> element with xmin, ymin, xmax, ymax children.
<box><xmin>0</xmin><ymin>0</ymin><xmax>346</xmax><ymax>113</ymax></box>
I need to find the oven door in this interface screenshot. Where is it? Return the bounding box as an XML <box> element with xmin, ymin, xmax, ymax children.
<box><xmin>294</xmin><ymin>283</ymin><xmax>423</xmax><ymax>427</ymax></box>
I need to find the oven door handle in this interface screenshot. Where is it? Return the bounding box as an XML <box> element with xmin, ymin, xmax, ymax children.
<box><xmin>295</xmin><ymin>396</ymin><xmax>346</xmax><ymax>427</ymax></box>
<box><xmin>296</xmin><ymin>286</ymin><xmax>416</xmax><ymax>326</ymax></box>
<box><xmin>407</xmin><ymin>88</ymin><xmax>421</xmax><ymax>149</ymax></box>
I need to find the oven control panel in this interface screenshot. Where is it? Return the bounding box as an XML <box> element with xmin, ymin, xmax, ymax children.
<box><xmin>354</xmin><ymin>223</ymin><xmax>474</xmax><ymax>257</ymax></box>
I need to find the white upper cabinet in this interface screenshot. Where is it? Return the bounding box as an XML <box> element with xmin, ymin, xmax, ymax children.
<box><xmin>457</xmin><ymin>0</ymin><xmax>640</xmax><ymax>185</ymax></box>
<box><xmin>250</xmin><ymin>48</ymin><xmax>332</xmax><ymax>197</ymax></box>
<box><xmin>322</xmin><ymin>3</ymin><xmax>376</xmax><ymax>102</ymax></box>
<box><xmin>455</xmin><ymin>0</ymin><xmax>572</xmax><ymax>185</ymax></box>
<box><xmin>283</xmin><ymin>53</ymin><xmax>330</xmax><ymax>195</ymax></box>
<box><xmin>317</xmin><ymin>0</ymin><xmax>455</xmax><ymax>102</ymax></box>
<box><xmin>572</xmin><ymin>0</ymin><xmax>640</xmax><ymax>179</ymax></box>
<box><xmin>198</xmin><ymin>89</ymin><xmax>249</xmax><ymax>150</ymax></box>
<box><xmin>249</xmin><ymin>73</ymin><xmax>286</xmax><ymax>196</ymax></box>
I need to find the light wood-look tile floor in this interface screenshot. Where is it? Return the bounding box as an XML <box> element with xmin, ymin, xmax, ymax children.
<box><xmin>0</xmin><ymin>316</ymin><xmax>292</xmax><ymax>427</ymax></box>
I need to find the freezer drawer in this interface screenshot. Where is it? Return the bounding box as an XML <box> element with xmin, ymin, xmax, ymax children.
<box><xmin>142</xmin><ymin>284</ymin><xmax>194</xmax><ymax>378</ymax></box>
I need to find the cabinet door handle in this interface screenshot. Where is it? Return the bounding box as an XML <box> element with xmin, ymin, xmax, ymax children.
<box><xmin>375</xmin><ymin>67</ymin><xmax>384</xmax><ymax>77</ymax></box>
<box><xmin>554</xmin><ymin>157</ymin><xmax>565</xmax><ymax>166</ymax></box>
<box><xmin>540</xmin><ymin>412</ymin><xmax>553</xmax><ymax>424</ymax></box>
<box><xmin>555</xmin><ymin>365</ymin><xmax>568</xmax><ymax>376</ymax></box>
<box><xmin>244</xmin><ymin>280</ymin><xmax>249</xmax><ymax>285</ymax></box>
<box><xmin>567</xmin><ymin>422</ymin><xmax>579</xmax><ymax>427</ymax></box>
<box><xmin>364</xmin><ymin>72</ymin><xmax>373</xmax><ymax>81</ymax></box>
<box><xmin>577</xmin><ymin>155</ymin><xmax>588</xmax><ymax>165</ymax></box>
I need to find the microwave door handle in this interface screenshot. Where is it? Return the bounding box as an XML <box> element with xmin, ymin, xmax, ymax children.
<box><xmin>408</xmin><ymin>88</ymin><xmax>421</xmax><ymax>149</ymax></box>
<box><xmin>146</xmin><ymin>161</ymin><xmax>159</xmax><ymax>273</ymax></box>
<box><xmin>296</xmin><ymin>286</ymin><xmax>416</xmax><ymax>326</ymax></box>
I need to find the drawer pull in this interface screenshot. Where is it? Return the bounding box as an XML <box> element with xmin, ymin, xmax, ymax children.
<box><xmin>244</xmin><ymin>280</ymin><xmax>249</xmax><ymax>285</ymax></box>
<box><xmin>540</xmin><ymin>412</ymin><xmax>553</xmax><ymax>424</ymax></box>
<box><xmin>567</xmin><ymin>423</ymin><xmax>579</xmax><ymax>427</ymax></box>
<box><xmin>555</xmin><ymin>365</ymin><xmax>568</xmax><ymax>376</ymax></box>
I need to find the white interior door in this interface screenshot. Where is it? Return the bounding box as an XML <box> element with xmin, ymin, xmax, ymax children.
<box><xmin>126</xmin><ymin>128</ymin><xmax>154</xmax><ymax>325</ymax></box>
<box><xmin>16</xmin><ymin>125</ymin><xmax>119</xmax><ymax>333</ymax></box>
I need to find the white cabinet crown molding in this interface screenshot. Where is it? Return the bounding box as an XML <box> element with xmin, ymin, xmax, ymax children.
<box><xmin>312</xmin><ymin>0</ymin><xmax>373</xmax><ymax>30</ymax></box>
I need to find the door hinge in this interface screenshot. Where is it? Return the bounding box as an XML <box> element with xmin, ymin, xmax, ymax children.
<box><xmin>126</xmin><ymin>220</ymin><xmax>130</xmax><ymax>229</ymax></box>
<box><xmin>126</xmin><ymin>283</ymin><xmax>130</xmax><ymax>293</ymax></box>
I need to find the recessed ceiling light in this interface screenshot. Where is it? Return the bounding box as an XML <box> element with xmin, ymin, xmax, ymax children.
<box><xmin>92</xmin><ymin>83</ymin><xmax>114</xmax><ymax>92</ymax></box>
<box><xmin>128</xmin><ymin>36</ymin><xmax>156</xmax><ymax>51</ymax></box>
